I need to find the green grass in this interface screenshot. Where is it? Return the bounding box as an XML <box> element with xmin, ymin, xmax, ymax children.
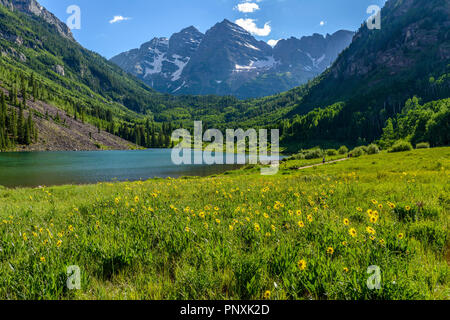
<box><xmin>0</xmin><ymin>148</ymin><xmax>449</xmax><ymax>300</ymax></box>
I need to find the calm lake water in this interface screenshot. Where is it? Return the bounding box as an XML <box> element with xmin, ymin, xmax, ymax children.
<box><xmin>0</xmin><ymin>149</ymin><xmax>243</xmax><ymax>188</ymax></box>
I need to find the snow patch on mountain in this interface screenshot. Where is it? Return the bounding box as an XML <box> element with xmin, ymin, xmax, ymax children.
<box><xmin>144</xmin><ymin>49</ymin><xmax>166</xmax><ymax>76</ymax></box>
<box><xmin>234</xmin><ymin>56</ymin><xmax>278</xmax><ymax>72</ymax></box>
<box><xmin>307</xmin><ymin>53</ymin><xmax>326</xmax><ymax>68</ymax></box>
<box><xmin>173</xmin><ymin>81</ymin><xmax>186</xmax><ymax>93</ymax></box>
<box><xmin>239</xmin><ymin>41</ymin><xmax>261</xmax><ymax>51</ymax></box>
<box><xmin>171</xmin><ymin>55</ymin><xmax>190</xmax><ymax>81</ymax></box>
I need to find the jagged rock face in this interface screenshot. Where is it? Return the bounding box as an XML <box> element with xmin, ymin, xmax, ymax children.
<box><xmin>331</xmin><ymin>0</ymin><xmax>450</xmax><ymax>80</ymax></box>
<box><xmin>0</xmin><ymin>0</ymin><xmax>74</xmax><ymax>40</ymax></box>
<box><xmin>111</xmin><ymin>19</ymin><xmax>354</xmax><ymax>98</ymax></box>
<box><xmin>286</xmin><ymin>0</ymin><xmax>450</xmax><ymax>118</ymax></box>
<box><xmin>53</xmin><ymin>64</ymin><xmax>64</xmax><ymax>76</ymax></box>
<box><xmin>182</xmin><ymin>19</ymin><xmax>275</xmax><ymax>94</ymax></box>
<box><xmin>273</xmin><ymin>31</ymin><xmax>354</xmax><ymax>74</ymax></box>
<box><xmin>111</xmin><ymin>27</ymin><xmax>205</xmax><ymax>93</ymax></box>
<box><xmin>168</xmin><ymin>26</ymin><xmax>204</xmax><ymax>57</ymax></box>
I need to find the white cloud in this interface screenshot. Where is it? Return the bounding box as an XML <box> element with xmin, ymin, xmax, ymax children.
<box><xmin>109</xmin><ymin>16</ymin><xmax>131</xmax><ymax>24</ymax></box>
<box><xmin>267</xmin><ymin>39</ymin><xmax>280</xmax><ymax>47</ymax></box>
<box><xmin>236</xmin><ymin>2</ymin><xmax>260</xmax><ymax>13</ymax></box>
<box><xmin>235</xmin><ymin>18</ymin><xmax>271</xmax><ymax>36</ymax></box>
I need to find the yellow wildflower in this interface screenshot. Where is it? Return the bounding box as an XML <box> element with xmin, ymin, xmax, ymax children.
<box><xmin>298</xmin><ymin>259</ymin><xmax>307</xmax><ymax>271</ymax></box>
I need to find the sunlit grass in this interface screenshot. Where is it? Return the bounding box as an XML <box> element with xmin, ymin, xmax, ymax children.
<box><xmin>0</xmin><ymin>147</ymin><xmax>449</xmax><ymax>300</ymax></box>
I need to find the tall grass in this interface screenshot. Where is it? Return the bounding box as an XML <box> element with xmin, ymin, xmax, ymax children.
<box><xmin>0</xmin><ymin>148</ymin><xmax>449</xmax><ymax>300</ymax></box>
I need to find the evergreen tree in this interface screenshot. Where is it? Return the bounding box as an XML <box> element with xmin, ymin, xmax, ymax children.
<box><xmin>165</xmin><ymin>134</ymin><xmax>171</xmax><ymax>148</ymax></box>
<box><xmin>17</xmin><ymin>104</ymin><xmax>24</xmax><ymax>144</ymax></box>
<box><xmin>21</xmin><ymin>76</ymin><xmax>27</xmax><ymax>106</ymax></box>
<box><xmin>151</xmin><ymin>134</ymin><xmax>157</xmax><ymax>148</ymax></box>
<box><xmin>31</xmin><ymin>73</ymin><xmax>37</xmax><ymax>102</ymax></box>
<box><xmin>26</xmin><ymin>112</ymin><xmax>34</xmax><ymax>144</ymax></box>
<box><xmin>380</xmin><ymin>118</ymin><xmax>396</xmax><ymax>147</ymax></box>
<box><xmin>0</xmin><ymin>128</ymin><xmax>5</xmax><ymax>150</ymax></box>
<box><xmin>9</xmin><ymin>108</ymin><xmax>17</xmax><ymax>144</ymax></box>
<box><xmin>0</xmin><ymin>92</ymin><xmax>6</xmax><ymax>130</ymax></box>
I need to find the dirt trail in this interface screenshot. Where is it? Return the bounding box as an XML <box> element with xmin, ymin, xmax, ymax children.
<box><xmin>298</xmin><ymin>158</ymin><xmax>349</xmax><ymax>170</ymax></box>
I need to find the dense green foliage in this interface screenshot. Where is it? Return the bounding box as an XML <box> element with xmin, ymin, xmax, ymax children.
<box><xmin>389</xmin><ymin>140</ymin><xmax>414</xmax><ymax>153</ymax></box>
<box><xmin>0</xmin><ymin>80</ymin><xmax>37</xmax><ymax>150</ymax></box>
<box><xmin>367</xmin><ymin>144</ymin><xmax>380</xmax><ymax>155</ymax></box>
<box><xmin>379</xmin><ymin>97</ymin><xmax>449</xmax><ymax>148</ymax></box>
<box><xmin>416</xmin><ymin>142</ymin><xmax>430</xmax><ymax>149</ymax></box>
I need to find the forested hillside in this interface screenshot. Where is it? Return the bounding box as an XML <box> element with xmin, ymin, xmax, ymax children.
<box><xmin>269</xmin><ymin>0</ymin><xmax>450</xmax><ymax>150</ymax></box>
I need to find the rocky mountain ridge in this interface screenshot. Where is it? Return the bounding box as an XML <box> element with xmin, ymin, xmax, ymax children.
<box><xmin>0</xmin><ymin>0</ymin><xmax>74</xmax><ymax>40</ymax></box>
<box><xmin>111</xmin><ymin>19</ymin><xmax>354</xmax><ymax>98</ymax></box>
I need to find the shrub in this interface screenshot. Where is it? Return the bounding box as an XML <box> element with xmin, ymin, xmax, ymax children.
<box><xmin>303</xmin><ymin>148</ymin><xmax>323</xmax><ymax>159</ymax></box>
<box><xmin>389</xmin><ymin>140</ymin><xmax>413</xmax><ymax>153</ymax></box>
<box><xmin>289</xmin><ymin>153</ymin><xmax>305</xmax><ymax>161</ymax></box>
<box><xmin>290</xmin><ymin>148</ymin><xmax>324</xmax><ymax>160</ymax></box>
<box><xmin>367</xmin><ymin>144</ymin><xmax>380</xmax><ymax>155</ymax></box>
<box><xmin>416</xmin><ymin>142</ymin><xmax>430</xmax><ymax>149</ymax></box>
<box><xmin>349</xmin><ymin>146</ymin><xmax>366</xmax><ymax>157</ymax></box>
<box><xmin>338</xmin><ymin>146</ymin><xmax>349</xmax><ymax>154</ymax></box>
<box><xmin>326</xmin><ymin>149</ymin><xmax>338</xmax><ymax>156</ymax></box>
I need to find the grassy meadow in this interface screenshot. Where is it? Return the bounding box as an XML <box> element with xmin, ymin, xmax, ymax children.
<box><xmin>0</xmin><ymin>147</ymin><xmax>449</xmax><ymax>300</ymax></box>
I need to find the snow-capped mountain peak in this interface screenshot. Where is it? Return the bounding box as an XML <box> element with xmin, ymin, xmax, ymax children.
<box><xmin>110</xmin><ymin>20</ymin><xmax>354</xmax><ymax>98</ymax></box>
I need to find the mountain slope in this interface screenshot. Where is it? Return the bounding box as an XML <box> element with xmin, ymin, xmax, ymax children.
<box><xmin>110</xmin><ymin>26</ymin><xmax>204</xmax><ymax>94</ymax></box>
<box><xmin>293</xmin><ymin>0</ymin><xmax>450</xmax><ymax>114</ymax></box>
<box><xmin>0</xmin><ymin>0</ymin><xmax>235</xmax><ymax>150</ymax></box>
<box><xmin>111</xmin><ymin>20</ymin><xmax>354</xmax><ymax>98</ymax></box>
<box><xmin>0</xmin><ymin>88</ymin><xmax>136</xmax><ymax>151</ymax></box>
<box><xmin>0</xmin><ymin>0</ymin><xmax>162</xmax><ymax>115</ymax></box>
<box><xmin>238</xmin><ymin>0</ymin><xmax>450</xmax><ymax>150</ymax></box>
<box><xmin>0</xmin><ymin>0</ymin><xmax>73</xmax><ymax>40</ymax></box>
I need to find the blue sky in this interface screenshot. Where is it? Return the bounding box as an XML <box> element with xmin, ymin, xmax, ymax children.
<box><xmin>39</xmin><ymin>0</ymin><xmax>387</xmax><ymax>59</ymax></box>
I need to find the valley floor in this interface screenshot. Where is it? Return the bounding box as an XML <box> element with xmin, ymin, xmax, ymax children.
<box><xmin>0</xmin><ymin>148</ymin><xmax>448</xmax><ymax>299</ymax></box>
